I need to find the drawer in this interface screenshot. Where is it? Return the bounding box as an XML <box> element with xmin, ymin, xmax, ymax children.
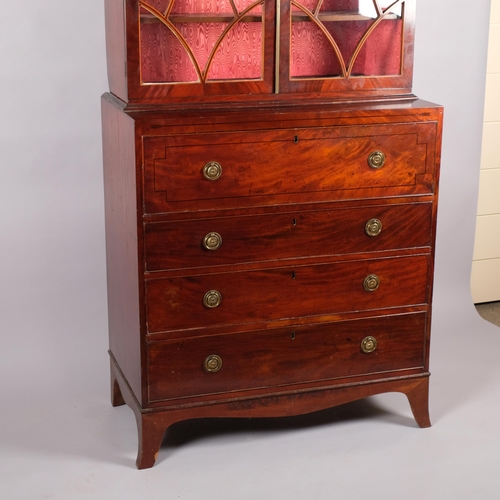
<box><xmin>143</xmin><ymin>123</ymin><xmax>437</xmax><ymax>214</ymax></box>
<box><xmin>144</xmin><ymin>202</ymin><xmax>433</xmax><ymax>272</ymax></box>
<box><xmin>146</xmin><ymin>255</ymin><xmax>430</xmax><ymax>333</ymax></box>
<box><xmin>147</xmin><ymin>312</ymin><xmax>427</xmax><ymax>402</ymax></box>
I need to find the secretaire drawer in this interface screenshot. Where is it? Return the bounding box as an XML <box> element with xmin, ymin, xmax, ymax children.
<box><xmin>147</xmin><ymin>312</ymin><xmax>427</xmax><ymax>402</ymax></box>
<box><xmin>144</xmin><ymin>202</ymin><xmax>433</xmax><ymax>272</ymax></box>
<box><xmin>146</xmin><ymin>255</ymin><xmax>430</xmax><ymax>333</ymax></box>
<box><xmin>143</xmin><ymin>123</ymin><xmax>438</xmax><ymax>214</ymax></box>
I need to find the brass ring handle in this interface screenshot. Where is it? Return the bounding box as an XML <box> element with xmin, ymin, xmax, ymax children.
<box><xmin>368</xmin><ymin>150</ymin><xmax>386</xmax><ymax>169</ymax></box>
<box><xmin>204</xmin><ymin>354</ymin><xmax>223</xmax><ymax>373</ymax></box>
<box><xmin>203</xmin><ymin>232</ymin><xmax>223</xmax><ymax>251</ymax></box>
<box><xmin>203</xmin><ymin>161</ymin><xmax>222</xmax><ymax>181</ymax></box>
<box><xmin>361</xmin><ymin>336</ymin><xmax>377</xmax><ymax>354</ymax></box>
<box><xmin>363</xmin><ymin>274</ymin><xmax>380</xmax><ymax>292</ymax></box>
<box><xmin>365</xmin><ymin>218</ymin><xmax>383</xmax><ymax>237</ymax></box>
<box><xmin>203</xmin><ymin>290</ymin><xmax>222</xmax><ymax>308</ymax></box>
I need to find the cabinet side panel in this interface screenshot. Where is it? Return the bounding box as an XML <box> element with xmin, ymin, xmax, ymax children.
<box><xmin>105</xmin><ymin>0</ymin><xmax>128</xmax><ymax>101</ymax></box>
<box><xmin>102</xmin><ymin>95</ymin><xmax>141</xmax><ymax>401</ymax></box>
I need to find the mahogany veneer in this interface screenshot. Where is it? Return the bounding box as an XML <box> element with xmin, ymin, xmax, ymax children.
<box><xmin>103</xmin><ymin>0</ymin><xmax>442</xmax><ymax>469</ymax></box>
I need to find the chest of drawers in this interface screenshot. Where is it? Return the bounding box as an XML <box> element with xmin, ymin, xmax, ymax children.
<box><xmin>103</xmin><ymin>97</ymin><xmax>442</xmax><ymax>468</ymax></box>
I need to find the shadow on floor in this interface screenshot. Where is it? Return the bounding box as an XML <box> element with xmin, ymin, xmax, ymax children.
<box><xmin>156</xmin><ymin>396</ymin><xmax>417</xmax><ymax>465</ymax></box>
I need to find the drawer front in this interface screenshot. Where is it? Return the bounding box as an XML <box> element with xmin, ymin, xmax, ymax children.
<box><xmin>145</xmin><ymin>203</ymin><xmax>433</xmax><ymax>272</ymax></box>
<box><xmin>147</xmin><ymin>312</ymin><xmax>427</xmax><ymax>402</ymax></box>
<box><xmin>146</xmin><ymin>255</ymin><xmax>429</xmax><ymax>333</ymax></box>
<box><xmin>143</xmin><ymin>123</ymin><xmax>437</xmax><ymax>214</ymax></box>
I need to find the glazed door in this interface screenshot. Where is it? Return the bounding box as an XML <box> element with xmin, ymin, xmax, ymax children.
<box><xmin>279</xmin><ymin>0</ymin><xmax>415</xmax><ymax>96</ymax></box>
<box><xmin>130</xmin><ymin>0</ymin><xmax>276</xmax><ymax>100</ymax></box>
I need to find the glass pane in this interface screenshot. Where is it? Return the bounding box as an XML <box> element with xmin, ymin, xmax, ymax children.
<box><xmin>320</xmin><ymin>0</ymin><xmax>362</xmax><ymax>13</ymax></box>
<box><xmin>143</xmin><ymin>0</ymin><xmax>171</xmax><ymax>13</ymax></box>
<box><xmin>175</xmin><ymin>22</ymin><xmax>230</xmax><ymax>74</ymax></box>
<box><xmin>379</xmin><ymin>0</ymin><xmax>403</xmax><ymax>16</ymax></box>
<box><xmin>319</xmin><ymin>0</ymin><xmax>377</xmax><ymax>65</ymax></box>
<box><xmin>234</xmin><ymin>0</ymin><xmax>263</xmax><ymax>14</ymax></box>
<box><xmin>140</xmin><ymin>19</ymin><xmax>200</xmax><ymax>82</ymax></box>
<box><xmin>350</xmin><ymin>16</ymin><xmax>402</xmax><ymax>76</ymax></box>
<box><xmin>358</xmin><ymin>0</ymin><xmax>377</xmax><ymax>17</ymax></box>
<box><xmin>292</xmin><ymin>0</ymin><xmax>317</xmax><ymax>12</ymax></box>
<box><xmin>291</xmin><ymin>19</ymin><xmax>342</xmax><ymax>78</ymax></box>
<box><xmin>206</xmin><ymin>7</ymin><xmax>263</xmax><ymax>80</ymax></box>
<box><xmin>290</xmin><ymin>0</ymin><xmax>404</xmax><ymax>80</ymax></box>
<box><xmin>140</xmin><ymin>0</ymin><xmax>263</xmax><ymax>84</ymax></box>
<box><xmin>170</xmin><ymin>0</ymin><xmax>233</xmax><ymax>15</ymax></box>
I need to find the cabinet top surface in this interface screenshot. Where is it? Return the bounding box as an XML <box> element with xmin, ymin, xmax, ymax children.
<box><xmin>103</xmin><ymin>92</ymin><xmax>442</xmax><ymax>119</ymax></box>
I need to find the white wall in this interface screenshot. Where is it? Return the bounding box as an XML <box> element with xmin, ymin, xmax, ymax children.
<box><xmin>471</xmin><ymin>0</ymin><xmax>500</xmax><ymax>303</ymax></box>
<box><xmin>0</xmin><ymin>2</ymin><xmax>109</xmax><ymax>389</ymax></box>
<box><xmin>411</xmin><ymin>0</ymin><xmax>491</xmax><ymax>321</ymax></box>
